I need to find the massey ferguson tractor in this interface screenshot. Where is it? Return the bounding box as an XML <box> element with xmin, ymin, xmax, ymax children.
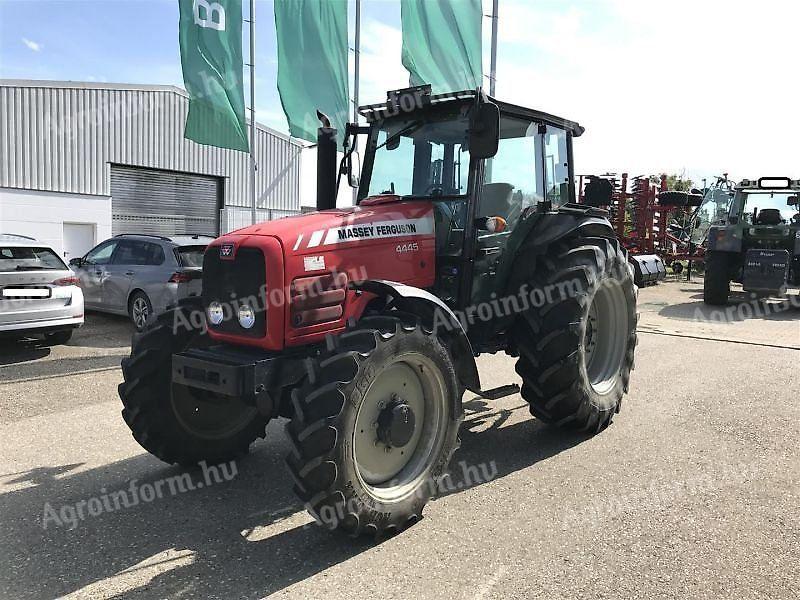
<box><xmin>119</xmin><ymin>87</ymin><xmax>638</xmax><ymax>537</ymax></box>
<box><xmin>703</xmin><ymin>177</ymin><xmax>800</xmax><ymax>304</ymax></box>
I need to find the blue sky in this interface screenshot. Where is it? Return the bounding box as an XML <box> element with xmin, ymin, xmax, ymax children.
<box><xmin>2</xmin><ymin>0</ymin><xmax>799</xmax><ymax>184</ymax></box>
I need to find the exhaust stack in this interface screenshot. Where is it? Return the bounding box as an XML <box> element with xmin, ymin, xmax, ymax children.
<box><xmin>316</xmin><ymin>111</ymin><xmax>338</xmax><ymax>212</ymax></box>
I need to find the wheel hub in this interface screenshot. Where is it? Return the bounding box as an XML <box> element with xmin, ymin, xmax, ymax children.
<box><xmin>353</xmin><ymin>355</ymin><xmax>448</xmax><ymax>494</ymax></box>
<box><xmin>376</xmin><ymin>395</ymin><xmax>416</xmax><ymax>449</ymax></box>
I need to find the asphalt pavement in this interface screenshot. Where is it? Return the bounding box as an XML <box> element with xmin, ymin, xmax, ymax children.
<box><xmin>1</xmin><ymin>282</ymin><xmax>798</xmax><ymax>600</ymax></box>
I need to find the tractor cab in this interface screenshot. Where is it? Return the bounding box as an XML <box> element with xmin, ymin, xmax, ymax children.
<box><xmin>343</xmin><ymin>86</ymin><xmax>584</xmax><ymax>312</ymax></box>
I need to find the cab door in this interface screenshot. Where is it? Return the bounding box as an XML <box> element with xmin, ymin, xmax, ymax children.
<box><xmin>471</xmin><ymin>116</ymin><xmax>545</xmax><ymax>306</ymax></box>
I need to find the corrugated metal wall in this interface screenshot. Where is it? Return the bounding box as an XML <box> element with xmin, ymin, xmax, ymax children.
<box><xmin>0</xmin><ymin>80</ymin><xmax>303</xmax><ymax>211</ymax></box>
<box><xmin>220</xmin><ymin>206</ymin><xmax>300</xmax><ymax>233</ymax></box>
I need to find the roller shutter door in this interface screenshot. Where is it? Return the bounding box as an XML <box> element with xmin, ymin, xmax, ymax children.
<box><xmin>111</xmin><ymin>165</ymin><xmax>222</xmax><ymax>237</ymax></box>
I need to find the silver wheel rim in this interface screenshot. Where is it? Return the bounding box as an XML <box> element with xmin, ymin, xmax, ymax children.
<box><xmin>583</xmin><ymin>281</ymin><xmax>629</xmax><ymax>395</ymax></box>
<box><xmin>353</xmin><ymin>351</ymin><xmax>449</xmax><ymax>503</ymax></box>
<box><xmin>132</xmin><ymin>297</ymin><xmax>149</xmax><ymax>329</ymax></box>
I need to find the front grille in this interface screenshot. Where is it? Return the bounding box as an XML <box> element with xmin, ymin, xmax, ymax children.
<box><xmin>203</xmin><ymin>247</ymin><xmax>267</xmax><ymax>338</ymax></box>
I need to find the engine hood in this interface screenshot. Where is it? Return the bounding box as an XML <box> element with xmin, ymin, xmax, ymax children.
<box><xmin>219</xmin><ymin>201</ymin><xmax>436</xmax><ymax>257</ymax></box>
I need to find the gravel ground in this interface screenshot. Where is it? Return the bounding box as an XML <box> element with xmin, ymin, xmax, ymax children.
<box><xmin>0</xmin><ymin>282</ymin><xmax>798</xmax><ymax>600</ymax></box>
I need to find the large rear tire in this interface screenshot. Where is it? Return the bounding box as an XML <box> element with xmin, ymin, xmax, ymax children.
<box><xmin>511</xmin><ymin>234</ymin><xmax>638</xmax><ymax>433</ymax></box>
<box><xmin>703</xmin><ymin>251</ymin><xmax>731</xmax><ymax>305</ymax></box>
<box><xmin>118</xmin><ymin>299</ymin><xmax>268</xmax><ymax>466</ymax></box>
<box><xmin>285</xmin><ymin>314</ymin><xmax>462</xmax><ymax>537</ymax></box>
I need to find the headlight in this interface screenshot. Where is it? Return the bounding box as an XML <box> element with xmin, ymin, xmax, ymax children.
<box><xmin>208</xmin><ymin>302</ymin><xmax>224</xmax><ymax>325</ymax></box>
<box><xmin>238</xmin><ymin>304</ymin><xmax>256</xmax><ymax>329</ymax></box>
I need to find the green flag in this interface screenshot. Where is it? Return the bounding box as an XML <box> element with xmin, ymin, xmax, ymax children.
<box><xmin>274</xmin><ymin>0</ymin><xmax>349</xmax><ymax>145</ymax></box>
<box><xmin>179</xmin><ymin>0</ymin><xmax>249</xmax><ymax>151</ymax></box>
<box><xmin>401</xmin><ymin>0</ymin><xmax>483</xmax><ymax>94</ymax></box>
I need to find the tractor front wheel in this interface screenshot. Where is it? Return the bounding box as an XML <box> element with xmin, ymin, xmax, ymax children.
<box><xmin>118</xmin><ymin>299</ymin><xmax>269</xmax><ymax>466</ymax></box>
<box><xmin>285</xmin><ymin>314</ymin><xmax>462</xmax><ymax>537</ymax></box>
<box><xmin>511</xmin><ymin>234</ymin><xmax>637</xmax><ymax>433</ymax></box>
<box><xmin>703</xmin><ymin>251</ymin><xmax>731</xmax><ymax>305</ymax></box>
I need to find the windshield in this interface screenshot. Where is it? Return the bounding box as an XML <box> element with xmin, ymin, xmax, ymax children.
<box><xmin>692</xmin><ymin>188</ymin><xmax>734</xmax><ymax>244</ymax></box>
<box><xmin>0</xmin><ymin>246</ymin><xmax>67</xmax><ymax>272</ymax></box>
<box><xmin>364</xmin><ymin>108</ymin><xmax>471</xmax><ymax>199</ymax></box>
<box><xmin>735</xmin><ymin>191</ymin><xmax>798</xmax><ymax>225</ymax></box>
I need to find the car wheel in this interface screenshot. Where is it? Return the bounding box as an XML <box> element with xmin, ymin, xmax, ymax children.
<box><xmin>129</xmin><ymin>291</ymin><xmax>153</xmax><ymax>332</ymax></box>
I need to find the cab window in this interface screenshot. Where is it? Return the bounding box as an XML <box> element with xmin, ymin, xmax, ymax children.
<box><xmin>481</xmin><ymin>117</ymin><xmax>545</xmax><ymax>232</ymax></box>
<box><xmin>544</xmin><ymin>126</ymin><xmax>570</xmax><ymax>207</ymax></box>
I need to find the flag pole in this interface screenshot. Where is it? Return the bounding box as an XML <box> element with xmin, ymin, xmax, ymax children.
<box><xmin>249</xmin><ymin>0</ymin><xmax>257</xmax><ymax>225</ymax></box>
<box><xmin>351</xmin><ymin>0</ymin><xmax>361</xmax><ymax>204</ymax></box>
<box><xmin>353</xmin><ymin>0</ymin><xmax>361</xmax><ymax>124</ymax></box>
<box><xmin>489</xmin><ymin>0</ymin><xmax>499</xmax><ymax>96</ymax></box>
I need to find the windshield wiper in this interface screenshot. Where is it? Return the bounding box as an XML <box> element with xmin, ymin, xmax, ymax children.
<box><xmin>375</xmin><ymin>120</ymin><xmax>424</xmax><ymax>151</ymax></box>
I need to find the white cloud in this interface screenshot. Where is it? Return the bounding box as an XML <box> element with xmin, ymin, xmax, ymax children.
<box><xmin>22</xmin><ymin>37</ymin><xmax>41</xmax><ymax>52</ymax></box>
<box><xmin>356</xmin><ymin>18</ymin><xmax>408</xmax><ymax>107</ymax></box>
<box><xmin>490</xmin><ymin>0</ymin><xmax>800</xmax><ymax>181</ymax></box>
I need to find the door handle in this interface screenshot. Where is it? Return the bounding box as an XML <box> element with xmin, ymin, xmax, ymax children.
<box><xmin>125</xmin><ymin>271</ymin><xmax>136</xmax><ymax>276</ymax></box>
<box><xmin>478</xmin><ymin>247</ymin><xmax>501</xmax><ymax>257</ymax></box>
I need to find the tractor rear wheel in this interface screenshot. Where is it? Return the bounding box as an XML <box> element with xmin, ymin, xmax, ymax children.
<box><xmin>511</xmin><ymin>234</ymin><xmax>637</xmax><ymax>433</ymax></box>
<box><xmin>703</xmin><ymin>251</ymin><xmax>731</xmax><ymax>305</ymax></box>
<box><xmin>118</xmin><ymin>299</ymin><xmax>268</xmax><ymax>466</ymax></box>
<box><xmin>285</xmin><ymin>314</ymin><xmax>462</xmax><ymax>537</ymax></box>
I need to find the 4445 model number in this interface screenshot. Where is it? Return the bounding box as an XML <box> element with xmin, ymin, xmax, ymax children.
<box><xmin>396</xmin><ymin>242</ymin><xmax>419</xmax><ymax>254</ymax></box>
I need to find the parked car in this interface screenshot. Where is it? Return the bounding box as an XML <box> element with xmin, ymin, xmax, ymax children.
<box><xmin>70</xmin><ymin>234</ymin><xmax>211</xmax><ymax>331</ymax></box>
<box><xmin>0</xmin><ymin>234</ymin><xmax>84</xmax><ymax>344</ymax></box>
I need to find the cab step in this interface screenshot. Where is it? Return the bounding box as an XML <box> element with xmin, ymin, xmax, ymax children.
<box><xmin>479</xmin><ymin>384</ymin><xmax>520</xmax><ymax>400</ymax></box>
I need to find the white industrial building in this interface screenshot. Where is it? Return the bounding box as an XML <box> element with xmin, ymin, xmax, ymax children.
<box><xmin>0</xmin><ymin>79</ymin><xmax>305</xmax><ymax>261</ymax></box>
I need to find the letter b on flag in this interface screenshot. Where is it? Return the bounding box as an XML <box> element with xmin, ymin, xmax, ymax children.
<box><xmin>194</xmin><ymin>0</ymin><xmax>226</xmax><ymax>30</ymax></box>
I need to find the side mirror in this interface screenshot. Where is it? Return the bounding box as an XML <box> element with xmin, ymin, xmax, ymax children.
<box><xmin>583</xmin><ymin>177</ymin><xmax>614</xmax><ymax>207</ymax></box>
<box><xmin>469</xmin><ymin>102</ymin><xmax>500</xmax><ymax>159</ymax></box>
<box><xmin>788</xmin><ymin>195</ymin><xmax>798</xmax><ymax>206</ymax></box>
<box><xmin>348</xmin><ymin>151</ymin><xmax>362</xmax><ymax>188</ymax></box>
<box><xmin>69</xmin><ymin>257</ymin><xmax>83</xmax><ymax>268</ymax></box>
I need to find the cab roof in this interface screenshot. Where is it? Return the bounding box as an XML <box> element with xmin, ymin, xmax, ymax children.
<box><xmin>737</xmin><ymin>177</ymin><xmax>800</xmax><ymax>190</ymax></box>
<box><xmin>359</xmin><ymin>88</ymin><xmax>585</xmax><ymax>138</ymax></box>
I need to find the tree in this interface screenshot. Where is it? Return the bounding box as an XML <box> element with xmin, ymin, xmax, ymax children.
<box><xmin>651</xmin><ymin>173</ymin><xmax>694</xmax><ymax>191</ymax></box>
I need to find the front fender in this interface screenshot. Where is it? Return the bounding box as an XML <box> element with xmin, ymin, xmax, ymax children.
<box><xmin>351</xmin><ymin>279</ymin><xmax>481</xmax><ymax>394</ymax></box>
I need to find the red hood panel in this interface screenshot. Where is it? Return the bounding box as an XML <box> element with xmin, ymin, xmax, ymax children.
<box><xmin>208</xmin><ymin>200</ymin><xmax>438</xmax><ymax>351</ymax></box>
<box><xmin>224</xmin><ymin>201</ymin><xmax>435</xmax><ymax>256</ymax></box>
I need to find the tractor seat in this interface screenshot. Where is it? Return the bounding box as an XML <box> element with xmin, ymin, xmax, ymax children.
<box><xmin>755</xmin><ymin>208</ymin><xmax>784</xmax><ymax>226</ymax></box>
<box><xmin>478</xmin><ymin>183</ymin><xmax>514</xmax><ymax>220</ymax></box>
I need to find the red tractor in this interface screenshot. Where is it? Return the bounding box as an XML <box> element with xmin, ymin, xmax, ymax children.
<box><xmin>119</xmin><ymin>87</ymin><xmax>638</xmax><ymax>537</ymax></box>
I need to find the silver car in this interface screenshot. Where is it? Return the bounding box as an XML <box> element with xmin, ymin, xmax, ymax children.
<box><xmin>0</xmin><ymin>234</ymin><xmax>85</xmax><ymax>344</ymax></box>
<box><xmin>70</xmin><ymin>234</ymin><xmax>211</xmax><ymax>331</ymax></box>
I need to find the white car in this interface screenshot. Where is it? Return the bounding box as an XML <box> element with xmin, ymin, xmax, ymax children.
<box><xmin>0</xmin><ymin>234</ymin><xmax>84</xmax><ymax>344</ymax></box>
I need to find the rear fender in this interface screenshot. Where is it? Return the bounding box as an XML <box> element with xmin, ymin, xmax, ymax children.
<box><xmin>351</xmin><ymin>280</ymin><xmax>481</xmax><ymax>395</ymax></box>
<box><xmin>498</xmin><ymin>205</ymin><xmax>617</xmax><ymax>296</ymax></box>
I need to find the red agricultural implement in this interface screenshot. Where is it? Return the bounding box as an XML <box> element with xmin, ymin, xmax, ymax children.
<box><xmin>577</xmin><ymin>173</ymin><xmax>706</xmax><ymax>284</ymax></box>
